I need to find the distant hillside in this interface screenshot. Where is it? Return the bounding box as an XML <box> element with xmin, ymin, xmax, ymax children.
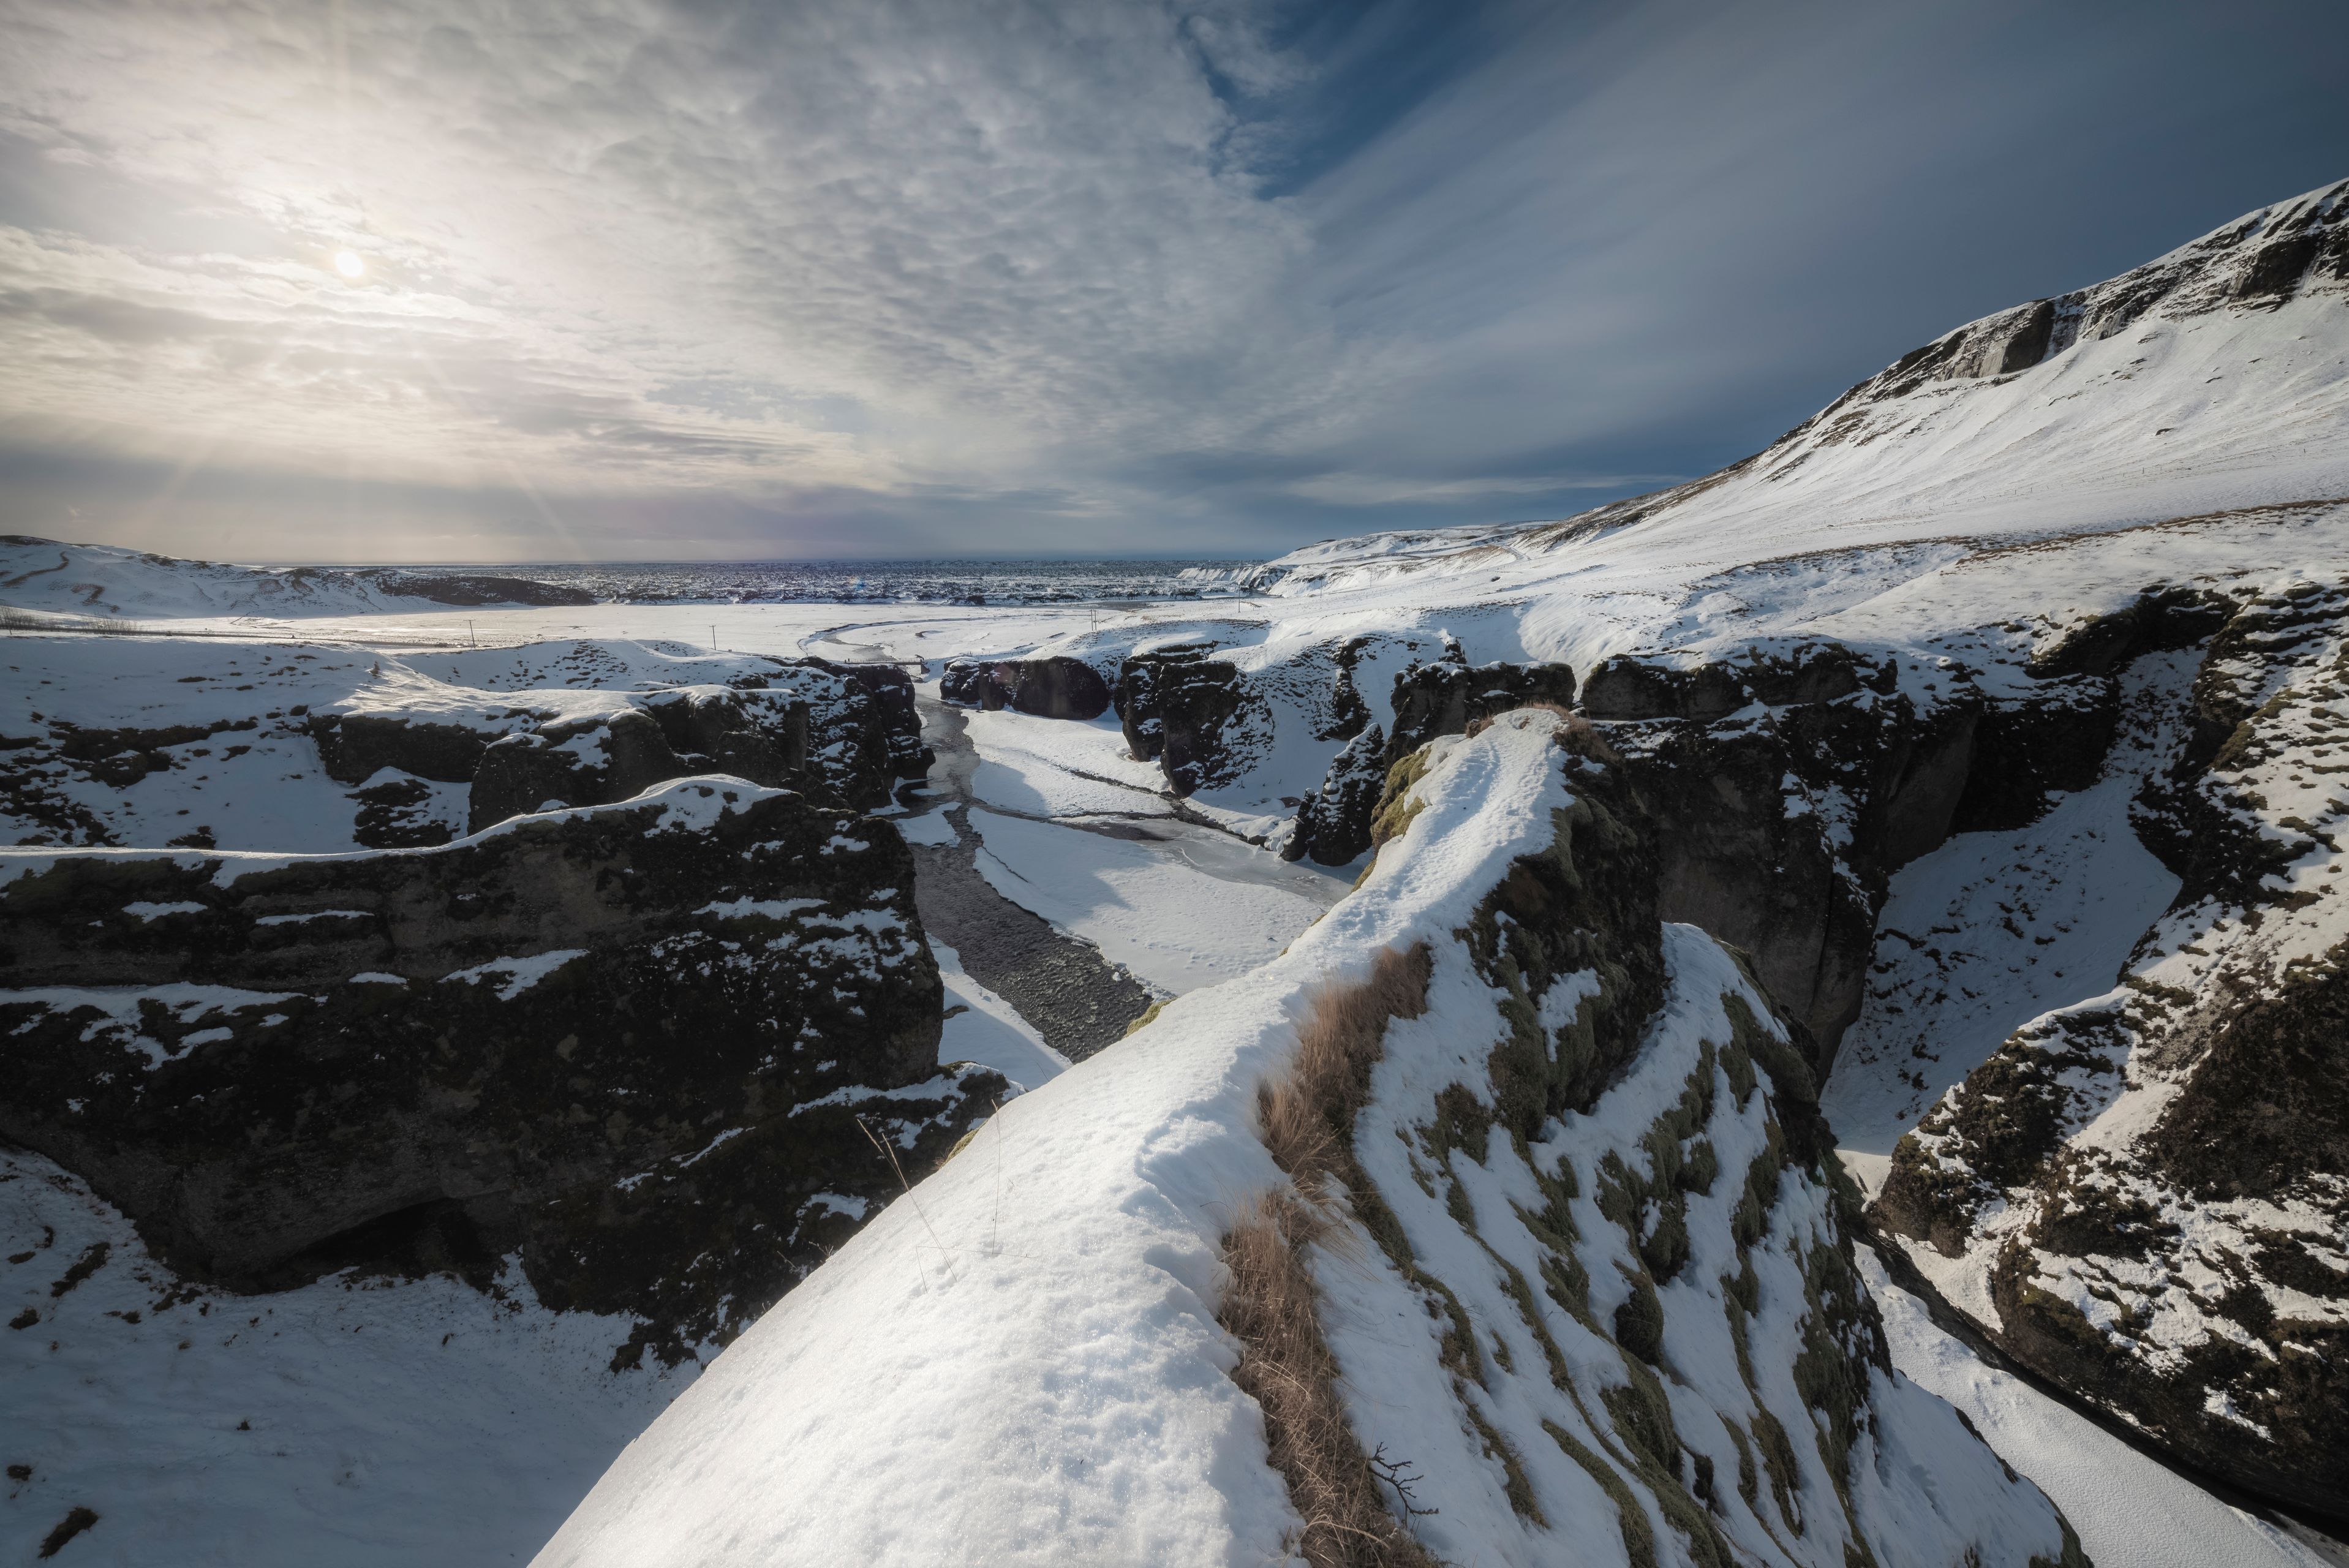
<box><xmin>0</xmin><ymin>536</ymin><xmax>593</xmax><ymax>618</ymax></box>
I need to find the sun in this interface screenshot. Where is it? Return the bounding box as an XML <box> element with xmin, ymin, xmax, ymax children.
<box><xmin>333</xmin><ymin>249</ymin><xmax>364</xmax><ymax>279</ymax></box>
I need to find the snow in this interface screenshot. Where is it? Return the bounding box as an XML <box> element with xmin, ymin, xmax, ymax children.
<box><xmin>968</xmin><ymin>807</ymin><xmax>1341</xmax><ymax>995</ymax></box>
<box><xmin>118</xmin><ymin>900</ymin><xmax>206</xmax><ymax>921</ymax></box>
<box><xmin>443</xmin><ymin>949</ymin><xmax>591</xmax><ymax>1001</ymax></box>
<box><xmin>1822</xmin><ymin>652</ymin><xmax>2190</xmax><ymax>1183</ymax></box>
<box><xmin>957</xmin><ymin>707</ymin><xmax>1170</xmax><ymax>818</ymax></box>
<box><xmin>1864</xmin><ymin>1253</ymin><xmax>2329</xmax><ymax>1568</ymax></box>
<box><xmin>537</xmin><ymin>716</ymin><xmax>2072</xmax><ymax>1567</ymax></box>
<box><xmin>932</xmin><ymin>941</ymin><xmax>1069</xmax><ymax>1095</ymax></box>
<box><xmin>890</xmin><ymin>809</ymin><xmax>961</xmax><ymax>846</ymax></box>
<box><xmin>13</xmin><ymin>181</ymin><xmax>2349</xmax><ymax>1563</ymax></box>
<box><xmin>0</xmin><ymin>1148</ymin><xmax>701</xmax><ymax>1568</ymax></box>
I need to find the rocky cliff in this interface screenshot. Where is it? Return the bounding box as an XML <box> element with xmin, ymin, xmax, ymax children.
<box><xmin>1874</xmin><ymin>577</ymin><xmax>2349</xmax><ymax>1523</ymax></box>
<box><xmin>0</xmin><ymin>778</ymin><xmax>998</xmax><ymax>1364</ymax></box>
<box><xmin>1</xmin><ymin>635</ymin><xmax>930</xmax><ymax>854</ymax></box>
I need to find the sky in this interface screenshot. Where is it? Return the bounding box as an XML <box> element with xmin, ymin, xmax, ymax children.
<box><xmin>0</xmin><ymin>0</ymin><xmax>2343</xmax><ymax>564</ymax></box>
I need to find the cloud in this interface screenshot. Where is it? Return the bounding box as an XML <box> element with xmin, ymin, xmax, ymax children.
<box><xmin>0</xmin><ymin>0</ymin><xmax>2341</xmax><ymax>560</ymax></box>
<box><xmin>0</xmin><ymin>1</ymin><xmax>1326</xmax><ymax>494</ymax></box>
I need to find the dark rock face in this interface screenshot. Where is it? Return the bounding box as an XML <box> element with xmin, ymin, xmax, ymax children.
<box><xmin>1458</xmin><ymin>731</ymin><xmax>1666</xmax><ymax>1123</ymax></box>
<box><xmin>1571</xmin><ymin>638</ymin><xmax>2142</xmax><ymax>1069</ymax></box>
<box><xmin>1114</xmin><ymin>646</ymin><xmax>1254</xmax><ymax>795</ymax></box>
<box><xmin>311</xmin><ymin>713</ymin><xmax>500</xmax><ymax>786</ymax></box>
<box><xmin>1291</xmin><ymin>634</ymin><xmax>2152</xmax><ymax>1061</ymax></box>
<box><xmin>1284</xmin><ymin>655</ymin><xmax>1578</xmax><ymax>865</ymax></box>
<box><xmin>0</xmin><ymin>780</ymin><xmax>997</xmax><ymax>1361</ymax></box>
<box><xmin>2025</xmin><ymin>585</ymin><xmax>2236</xmax><ymax>680</ymax></box>
<box><xmin>1284</xmin><ymin>725</ymin><xmax>1389</xmax><ymax>866</ymax></box>
<box><xmin>807</xmin><ymin>660</ymin><xmax>932</xmax><ymax>784</ymax></box>
<box><xmin>1300</xmin><ymin>639</ymin><xmax>1990</xmax><ymax>1058</ymax></box>
<box><xmin>1580</xmin><ymin>656</ymin><xmax>1750</xmax><ymax>722</ymax></box>
<box><xmin>1583</xmin><ymin>643</ymin><xmax>1861</xmax><ymax>722</ymax></box>
<box><xmin>938</xmin><ymin>657</ymin><xmax>1112</xmax><ymax>720</ymax></box>
<box><xmin>1388</xmin><ymin>657</ymin><xmax>1578</xmax><ymax>754</ymax></box>
<box><xmin>349</xmin><ymin>777</ymin><xmax>457</xmax><ymax>849</ymax></box>
<box><xmin>1112</xmin><ymin>653</ymin><xmax>1172</xmax><ymax>761</ymax></box>
<box><xmin>1597</xmin><ymin>665</ymin><xmax>1983</xmax><ymax>1064</ymax></box>
<box><xmin>1947</xmin><ymin>678</ymin><xmax>2116</xmax><ymax>837</ymax></box>
<box><xmin>639</xmin><ymin>685</ymin><xmax>809</xmax><ymax>786</ymax></box>
<box><xmin>1874</xmin><ymin>578</ymin><xmax>2349</xmax><ymax>1524</ymax></box>
<box><xmin>311</xmin><ymin>655</ymin><xmax>929</xmax><ymax>845</ymax></box>
<box><xmin>466</xmin><ymin>709</ymin><xmax>687</xmax><ymax>834</ymax></box>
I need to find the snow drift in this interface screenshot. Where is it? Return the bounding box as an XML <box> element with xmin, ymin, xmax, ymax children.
<box><xmin>538</xmin><ymin>713</ymin><xmax>2078</xmax><ymax>1566</ymax></box>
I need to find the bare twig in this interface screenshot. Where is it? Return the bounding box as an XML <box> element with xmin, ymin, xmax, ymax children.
<box><xmin>858</xmin><ymin>1114</ymin><xmax>949</xmax><ymax>1267</ymax></box>
<box><xmin>1366</xmin><ymin>1445</ymin><xmax>1438</xmax><ymax>1519</ymax></box>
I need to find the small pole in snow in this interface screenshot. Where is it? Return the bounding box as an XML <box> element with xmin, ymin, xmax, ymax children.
<box><xmin>711</xmin><ymin>623</ymin><xmax>718</xmax><ymax>654</ymax></box>
<box><xmin>469</xmin><ymin>619</ymin><xmax>477</xmax><ymax>647</ymax></box>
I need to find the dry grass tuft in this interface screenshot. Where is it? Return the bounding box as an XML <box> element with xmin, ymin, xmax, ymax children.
<box><xmin>1224</xmin><ymin>1194</ymin><xmax>1438</xmax><ymax>1568</ymax></box>
<box><xmin>1259</xmin><ymin>944</ymin><xmax>1433</xmax><ymax>1199</ymax></box>
<box><xmin>1221</xmin><ymin>944</ymin><xmax>1438</xmax><ymax>1567</ymax></box>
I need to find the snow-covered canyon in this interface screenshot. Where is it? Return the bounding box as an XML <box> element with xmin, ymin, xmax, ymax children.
<box><xmin>6</xmin><ymin>177</ymin><xmax>2348</xmax><ymax>1565</ymax></box>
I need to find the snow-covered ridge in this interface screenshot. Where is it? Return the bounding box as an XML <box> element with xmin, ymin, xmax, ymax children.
<box><xmin>538</xmin><ymin>714</ymin><xmax>2075</xmax><ymax>1566</ymax></box>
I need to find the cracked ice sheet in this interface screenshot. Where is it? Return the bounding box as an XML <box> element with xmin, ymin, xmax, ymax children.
<box><xmin>965</xmin><ymin>807</ymin><xmax>1344</xmax><ymax>995</ymax></box>
<box><xmin>1862</xmin><ymin>1251</ymin><xmax>2334</xmax><ymax>1568</ymax></box>
<box><xmin>956</xmin><ymin>707</ymin><xmax>1171</xmax><ymax>820</ymax></box>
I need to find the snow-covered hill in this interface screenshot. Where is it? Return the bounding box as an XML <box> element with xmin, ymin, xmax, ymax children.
<box><xmin>0</xmin><ymin>535</ymin><xmax>593</xmax><ymax>618</ymax></box>
<box><xmin>1241</xmin><ymin>177</ymin><xmax>2349</xmax><ymax>600</ymax></box>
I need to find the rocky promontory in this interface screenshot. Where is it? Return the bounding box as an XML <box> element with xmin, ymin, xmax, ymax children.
<box><xmin>0</xmin><ymin>777</ymin><xmax>999</xmax><ymax>1363</ymax></box>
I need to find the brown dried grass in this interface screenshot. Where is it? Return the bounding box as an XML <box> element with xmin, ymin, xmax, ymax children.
<box><xmin>1258</xmin><ymin>944</ymin><xmax>1433</xmax><ymax>1197</ymax></box>
<box><xmin>1220</xmin><ymin>944</ymin><xmax>1438</xmax><ymax>1568</ymax></box>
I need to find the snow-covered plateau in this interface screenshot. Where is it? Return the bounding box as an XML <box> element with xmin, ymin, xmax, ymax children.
<box><xmin>7</xmin><ymin>179</ymin><xmax>2349</xmax><ymax>1565</ymax></box>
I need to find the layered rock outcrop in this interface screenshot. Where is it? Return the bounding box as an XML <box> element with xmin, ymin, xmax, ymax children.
<box><xmin>1114</xmin><ymin>644</ymin><xmax>1256</xmax><ymax>794</ymax></box>
<box><xmin>307</xmin><ymin>651</ymin><xmax>929</xmax><ymax>843</ymax></box>
<box><xmin>0</xmin><ymin>636</ymin><xmax>932</xmax><ymax>856</ymax></box>
<box><xmin>1284</xmin><ymin>650</ymin><xmax>1577</xmax><ymax>864</ymax></box>
<box><xmin>1873</xmin><ymin>578</ymin><xmax>2349</xmax><ymax>1524</ymax></box>
<box><xmin>0</xmin><ymin>778</ymin><xmax>999</xmax><ymax>1363</ymax></box>
<box><xmin>939</xmin><ymin>655</ymin><xmax>1112</xmax><ymax>720</ymax></box>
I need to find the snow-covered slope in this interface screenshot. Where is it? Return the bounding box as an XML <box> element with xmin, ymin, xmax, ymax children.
<box><xmin>0</xmin><ymin>1145</ymin><xmax>698</xmax><ymax>1567</ymax></box>
<box><xmin>1242</xmin><ymin>177</ymin><xmax>2349</xmax><ymax>600</ymax></box>
<box><xmin>0</xmin><ymin>535</ymin><xmax>592</xmax><ymax>617</ymax></box>
<box><xmin>940</xmin><ymin>172</ymin><xmax>2349</xmax><ymax>829</ymax></box>
<box><xmin>538</xmin><ymin>714</ymin><xmax>2077</xmax><ymax>1567</ymax></box>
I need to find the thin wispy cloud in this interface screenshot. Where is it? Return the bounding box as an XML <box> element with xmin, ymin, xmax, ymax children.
<box><xmin>0</xmin><ymin>0</ymin><xmax>2340</xmax><ymax>560</ymax></box>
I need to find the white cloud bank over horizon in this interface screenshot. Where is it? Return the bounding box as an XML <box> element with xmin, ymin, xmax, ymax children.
<box><xmin>0</xmin><ymin>0</ymin><xmax>2342</xmax><ymax>563</ymax></box>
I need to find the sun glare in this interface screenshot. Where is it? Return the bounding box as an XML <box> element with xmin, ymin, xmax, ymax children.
<box><xmin>333</xmin><ymin>249</ymin><xmax>364</xmax><ymax>279</ymax></box>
